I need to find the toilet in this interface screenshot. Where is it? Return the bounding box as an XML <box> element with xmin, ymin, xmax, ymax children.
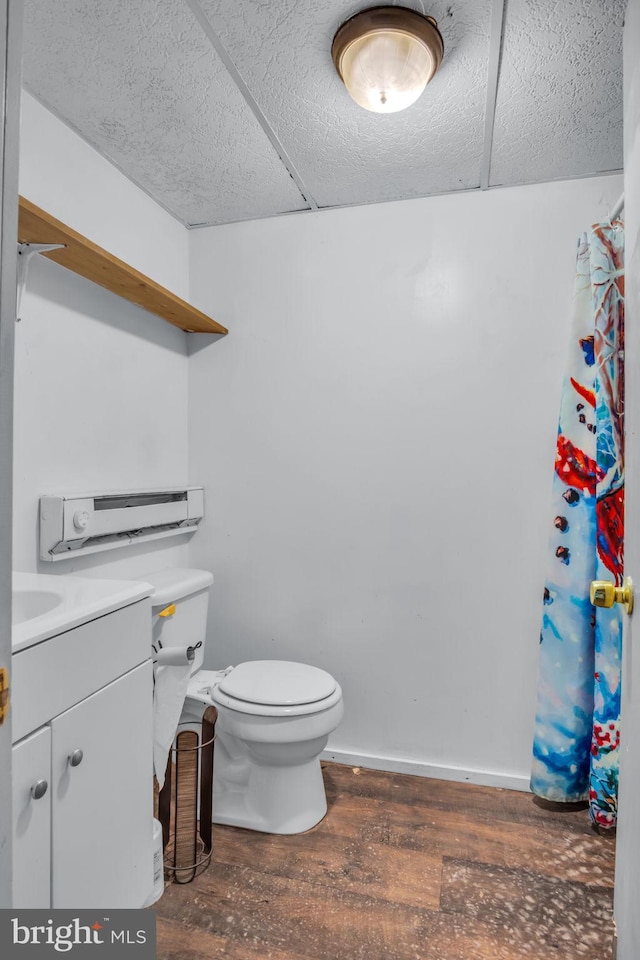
<box><xmin>145</xmin><ymin>568</ymin><xmax>344</xmax><ymax>835</ymax></box>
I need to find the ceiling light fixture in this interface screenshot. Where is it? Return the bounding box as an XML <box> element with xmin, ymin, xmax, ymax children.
<box><xmin>331</xmin><ymin>6</ymin><xmax>444</xmax><ymax>114</ymax></box>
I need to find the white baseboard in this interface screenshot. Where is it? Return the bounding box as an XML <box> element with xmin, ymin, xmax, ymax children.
<box><xmin>320</xmin><ymin>748</ymin><xmax>531</xmax><ymax>793</ymax></box>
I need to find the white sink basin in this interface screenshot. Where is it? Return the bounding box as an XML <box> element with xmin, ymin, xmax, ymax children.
<box><xmin>12</xmin><ymin>587</ymin><xmax>63</xmax><ymax>624</ymax></box>
<box><xmin>12</xmin><ymin>572</ymin><xmax>152</xmax><ymax>652</ymax></box>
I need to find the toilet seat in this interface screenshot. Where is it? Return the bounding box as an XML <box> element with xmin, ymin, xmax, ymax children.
<box><xmin>218</xmin><ymin>660</ymin><xmax>336</xmax><ymax>706</ymax></box>
<box><xmin>212</xmin><ymin>683</ymin><xmax>343</xmax><ymax>718</ymax></box>
<box><xmin>187</xmin><ymin>665</ymin><xmax>342</xmax><ymax>718</ymax></box>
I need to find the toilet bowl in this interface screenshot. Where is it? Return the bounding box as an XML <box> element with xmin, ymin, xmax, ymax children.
<box><xmin>145</xmin><ymin>568</ymin><xmax>344</xmax><ymax>835</ymax></box>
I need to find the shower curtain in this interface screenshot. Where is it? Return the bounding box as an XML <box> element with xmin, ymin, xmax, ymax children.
<box><xmin>531</xmin><ymin>220</ymin><xmax>624</xmax><ymax>830</ymax></box>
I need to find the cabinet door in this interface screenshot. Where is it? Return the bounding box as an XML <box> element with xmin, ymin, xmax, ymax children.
<box><xmin>51</xmin><ymin>661</ymin><xmax>153</xmax><ymax>909</ymax></box>
<box><xmin>12</xmin><ymin>727</ymin><xmax>51</xmax><ymax>908</ymax></box>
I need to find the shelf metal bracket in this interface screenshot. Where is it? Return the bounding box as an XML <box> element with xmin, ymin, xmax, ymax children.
<box><xmin>16</xmin><ymin>242</ymin><xmax>66</xmax><ymax>321</ymax></box>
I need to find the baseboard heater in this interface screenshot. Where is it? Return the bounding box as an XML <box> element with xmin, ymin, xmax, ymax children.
<box><xmin>39</xmin><ymin>487</ymin><xmax>205</xmax><ymax>561</ymax></box>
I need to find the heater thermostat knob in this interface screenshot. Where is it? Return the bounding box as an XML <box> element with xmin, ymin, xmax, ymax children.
<box><xmin>73</xmin><ymin>510</ymin><xmax>90</xmax><ymax>532</ymax></box>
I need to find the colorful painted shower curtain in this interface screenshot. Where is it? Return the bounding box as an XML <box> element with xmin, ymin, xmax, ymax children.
<box><xmin>531</xmin><ymin>220</ymin><xmax>624</xmax><ymax>830</ymax></box>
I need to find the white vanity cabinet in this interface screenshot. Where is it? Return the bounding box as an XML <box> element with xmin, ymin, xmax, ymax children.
<box><xmin>11</xmin><ymin>596</ymin><xmax>153</xmax><ymax>909</ymax></box>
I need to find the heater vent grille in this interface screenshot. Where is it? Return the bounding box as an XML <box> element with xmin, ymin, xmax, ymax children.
<box><xmin>94</xmin><ymin>492</ymin><xmax>187</xmax><ymax>510</ymax></box>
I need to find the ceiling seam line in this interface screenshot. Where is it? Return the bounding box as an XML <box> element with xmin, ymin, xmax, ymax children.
<box><xmin>186</xmin><ymin>169</ymin><xmax>624</xmax><ymax>229</ymax></box>
<box><xmin>480</xmin><ymin>0</ymin><xmax>507</xmax><ymax>191</ymax></box>
<box><xmin>184</xmin><ymin>0</ymin><xmax>318</xmax><ymax>211</ymax></box>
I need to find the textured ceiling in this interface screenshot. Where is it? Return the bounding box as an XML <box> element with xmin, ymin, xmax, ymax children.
<box><xmin>490</xmin><ymin>0</ymin><xmax>624</xmax><ymax>186</ymax></box>
<box><xmin>21</xmin><ymin>0</ymin><xmax>624</xmax><ymax>227</ymax></box>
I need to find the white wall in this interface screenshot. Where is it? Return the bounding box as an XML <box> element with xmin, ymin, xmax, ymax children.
<box><xmin>188</xmin><ymin>174</ymin><xmax>623</xmax><ymax>787</ymax></box>
<box><xmin>14</xmin><ymin>94</ymin><xmax>191</xmax><ymax>580</ymax></box>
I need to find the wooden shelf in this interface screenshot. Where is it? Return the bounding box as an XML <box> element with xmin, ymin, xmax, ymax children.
<box><xmin>17</xmin><ymin>197</ymin><xmax>227</xmax><ymax>335</ymax></box>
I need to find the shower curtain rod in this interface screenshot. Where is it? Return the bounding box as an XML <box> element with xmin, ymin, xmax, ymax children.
<box><xmin>609</xmin><ymin>193</ymin><xmax>624</xmax><ymax>221</ymax></box>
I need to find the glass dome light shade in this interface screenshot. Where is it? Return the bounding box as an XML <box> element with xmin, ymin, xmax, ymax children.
<box><xmin>332</xmin><ymin>7</ymin><xmax>444</xmax><ymax>114</ymax></box>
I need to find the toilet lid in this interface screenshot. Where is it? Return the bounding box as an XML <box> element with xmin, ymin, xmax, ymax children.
<box><xmin>217</xmin><ymin>660</ymin><xmax>337</xmax><ymax>706</ymax></box>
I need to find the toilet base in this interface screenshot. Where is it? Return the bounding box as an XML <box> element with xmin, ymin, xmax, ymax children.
<box><xmin>181</xmin><ymin>668</ymin><xmax>343</xmax><ymax>835</ymax></box>
<box><xmin>212</xmin><ymin>729</ymin><xmax>328</xmax><ymax>834</ymax></box>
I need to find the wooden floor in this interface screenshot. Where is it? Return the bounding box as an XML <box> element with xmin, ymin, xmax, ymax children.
<box><xmin>154</xmin><ymin>762</ymin><xmax>616</xmax><ymax>960</ymax></box>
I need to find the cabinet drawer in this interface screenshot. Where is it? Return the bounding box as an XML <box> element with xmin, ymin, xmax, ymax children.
<box><xmin>12</xmin><ymin>599</ymin><xmax>150</xmax><ymax>742</ymax></box>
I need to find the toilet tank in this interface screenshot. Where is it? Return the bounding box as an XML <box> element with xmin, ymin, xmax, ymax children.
<box><xmin>142</xmin><ymin>568</ymin><xmax>213</xmax><ymax>675</ymax></box>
